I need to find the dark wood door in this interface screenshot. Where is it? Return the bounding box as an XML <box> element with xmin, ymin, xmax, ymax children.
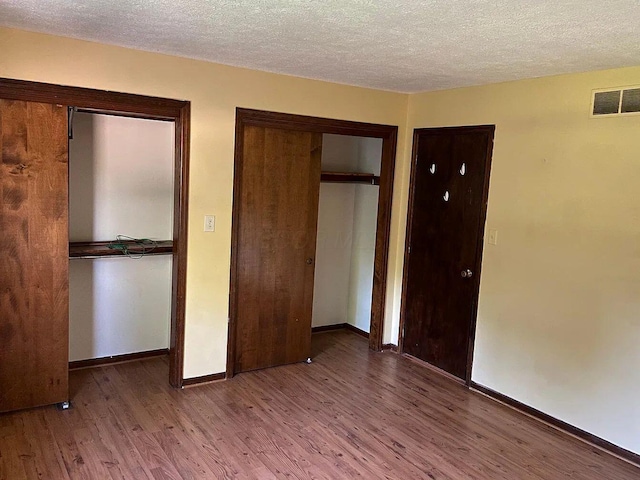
<box><xmin>234</xmin><ymin>125</ymin><xmax>322</xmax><ymax>373</ymax></box>
<box><xmin>401</xmin><ymin>126</ymin><xmax>494</xmax><ymax>381</ymax></box>
<box><xmin>0</xmin><ymin>100</ymin><xmax>69</xmax><ymax>412</ymax></box>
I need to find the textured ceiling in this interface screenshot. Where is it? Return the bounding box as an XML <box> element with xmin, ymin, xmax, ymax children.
<box><xmin>2</xmin><ymin>1</ymin><xmax>640</xmax><ymax>93</ymax></box>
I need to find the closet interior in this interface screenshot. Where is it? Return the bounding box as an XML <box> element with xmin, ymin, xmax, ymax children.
<box><xmin>312</xmin><ymin>133</ymin><xmax>383</xmax><ymax>338</ymax></box>
<box><xmin>68</xmin><ymin>112</ymin><xmax>175</xmax><ymax>367</ymax></box>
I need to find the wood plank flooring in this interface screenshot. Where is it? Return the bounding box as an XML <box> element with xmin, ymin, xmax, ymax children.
<box><xmin>1</xmin><ymin>330</ymin><xmax>638</xmax><ymax>479</ymax></box>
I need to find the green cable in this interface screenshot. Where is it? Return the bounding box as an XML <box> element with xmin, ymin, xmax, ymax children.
<box><xmin>107</xmin><ymin>235</ymin><xmax>158</xmax><ymax>259</ymax></box>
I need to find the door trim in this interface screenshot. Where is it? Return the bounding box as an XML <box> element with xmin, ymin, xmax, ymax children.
<box><xmin>0</xmin><ymin>77</ymin><xmax>190</xmax><ymax>388</ymax></box>
<box><xmin>227</xmin><ymin>108</ymin><xmax>398</xmax><ymax>377</ymax></box>
<box><xmin>398</xmin><ymin>125</ymin><xmax>495</xmax><ymax>386</ymax></box>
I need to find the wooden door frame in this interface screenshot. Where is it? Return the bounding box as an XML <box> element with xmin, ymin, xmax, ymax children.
<box><xmin>0</xmin><ymin>77</ymin><xmax>190</xmax><ymax>388</ymax></box>
<box><xmin>398</xmin><ymin>125</ymin><xmax>495</xmax><ymax>386</ymax></box>
<box><xmin>227</xmin><ymin>108</ymin><xmax>398</xmax><ymax>377</ymax></box>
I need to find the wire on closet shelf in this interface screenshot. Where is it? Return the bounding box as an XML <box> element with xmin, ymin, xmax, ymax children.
<box><xmin>108</xmin><ymin>235</ymin><xmax>158</xmax><ymax>259</ymax></box>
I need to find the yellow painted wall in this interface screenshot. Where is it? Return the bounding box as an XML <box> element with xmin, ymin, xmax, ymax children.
<box><xmin>0</xmin><ymin>27</ymin><xmax>409</xmax><ymax>378</ymax></box>
<box><xmin>405</xmin><ymin>67</ymin><xmax>640</xmax><ymax>454</ymax></box>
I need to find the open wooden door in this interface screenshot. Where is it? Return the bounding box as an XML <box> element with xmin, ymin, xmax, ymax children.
<box><xmin>0</xmin><ymin>100</ymin><xmax>69</xmax><ymax>412</ymax></box>
<box><xmin>401</xmin><ymin>126</ymin><xmax>494</xmax><ymax>382</ymax></box>
<box><xmin>232</xmin><ymin>125</ymin><xmax>322</xmax><ymax>373</ymax></box>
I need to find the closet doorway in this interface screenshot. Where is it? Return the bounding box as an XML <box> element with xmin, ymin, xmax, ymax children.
<box><xmin>312</xmin><ymin>134</ymin><xmax>383</xmax><ymax>340</ymax></box>
<box><xmin>0</xmin><ymin>79</ymin><xmax>190</xmax><ymax>412</ymax></box>
<box><xmin>68</xmin><ymin>113</ymin><xmax>175</xmax><ymax>373</ymax></box>
<box><xmin>227</xmin><ymin>109</ymin><xmax>397</xmax><ymax>377</ymax></box>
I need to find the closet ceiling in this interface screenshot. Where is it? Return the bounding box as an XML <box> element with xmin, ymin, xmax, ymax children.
<box><xmin>2</xmin><ymin>0</ymin><xmax>640</xmax><ymax>93</ymax></box>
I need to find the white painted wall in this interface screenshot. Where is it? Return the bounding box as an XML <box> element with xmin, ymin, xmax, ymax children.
<box><xmin>69</xmin><ymin>113</ymin><xmax>175</xmax><ymax>241</ymax></box>
<box><xmin>69</xmin><ymin>257</ymin><xmax>173</xmax><ymax>361</ymax></box>
<box><xmin>313</xmin><ymin>183</ymin><xmax>356</xmax><ymax>327</ymax></box>
<box><xmin>319</xmin><ymin>133</ymin><xmax>361</xmax><ymax>172</ymax></box>
<box><xmin>347</xmin><ymin>137</ymin><xmax>382</xmax><ymax>333</ymax></box>
<box><xmin>312</xmin><ymin>134</ymin><xmax>381</xmax><ymax>333</ymax></box>
<box><xmin>68</xmin><ymin>113</ymin><xmax>174</xmax><ymax>361</ymax></box>
<box><xmin>347</xmin><ymin>184</ymin><xmax>379</xmax><ymax>332</ymax></box>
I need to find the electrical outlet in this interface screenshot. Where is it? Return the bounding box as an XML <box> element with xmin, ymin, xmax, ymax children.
<box><xmin>204</xmin><ymin>215</ymin><xmax>215</xmax><ymax>232</ymax></box>
<box><xmin>488</xmin><ymin>229</ymin><xmax>498</xmax><ymax>245</ymax></box>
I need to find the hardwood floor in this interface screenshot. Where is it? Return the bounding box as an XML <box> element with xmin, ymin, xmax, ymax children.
<box><xmin>0</xmin><ymin>330</ymin><xmax>638</xmax><ymax>479</ymax></box>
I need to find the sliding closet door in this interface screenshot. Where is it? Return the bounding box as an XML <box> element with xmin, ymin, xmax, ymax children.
<box><xmin>234</xmin><ymin>126</ymin><xmax>322</xmax><ymax>373</ymax></box>
<box><xmin>0</xmin><ymin>100</ymin><xmax>69</xmax><ymax>412</ymax></box>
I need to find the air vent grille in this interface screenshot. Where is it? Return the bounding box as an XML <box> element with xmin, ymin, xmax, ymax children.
<box><xmin>621</xmin><ymin>88</ymin><xmax>640</xmax><ymax>113</ymax></box>
<box><xmin>592</xmin><ymin>86</ymin><xmax>640</xmax><ymax>117</ymax></box>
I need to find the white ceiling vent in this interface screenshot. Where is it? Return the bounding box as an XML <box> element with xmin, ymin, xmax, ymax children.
<box><xmin>591</xmin><ymin>86</ymin><xmax>640</xmax><ymax>117</ymax></box>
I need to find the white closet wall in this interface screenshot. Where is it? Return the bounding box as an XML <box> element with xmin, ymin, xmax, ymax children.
<box><xmin>313</xmin><ymin>183</ymin><xmax>356</xmax><ymax>327</ymax></box>
<box><xmin>68</xmin><ymin>113</ymin><xmax>174</xmax><ymax>361</ymax></box>
<box><xmin>312</xmin><ymin>134</ymin><xmax>382</xmax><ymax>333</ymax></box>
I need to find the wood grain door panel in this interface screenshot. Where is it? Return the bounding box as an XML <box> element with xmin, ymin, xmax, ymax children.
<box><xmin>234</xmin><ymin>126</ymin><xmax>321</xmax><ymax>373</ymax></box>
<box><xmin>0</xmin><ymin>99</ymin><xmax>69</xmax><ymax>412</ymax></box>
<box><xmin>402</xmin><ymin>126</ymin><xmax>493</xmax><ymax>380</ymax></box>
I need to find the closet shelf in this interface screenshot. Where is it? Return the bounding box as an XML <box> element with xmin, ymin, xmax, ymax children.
<box><xmin>321</xmin><ymin>172</ymin><xmax>380</xmax><ymax>185</ymax></box>
<box><xmin>69</xmin><ymin>240</ymin><xmax>173</xmax><ymax>259</ymax></box>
